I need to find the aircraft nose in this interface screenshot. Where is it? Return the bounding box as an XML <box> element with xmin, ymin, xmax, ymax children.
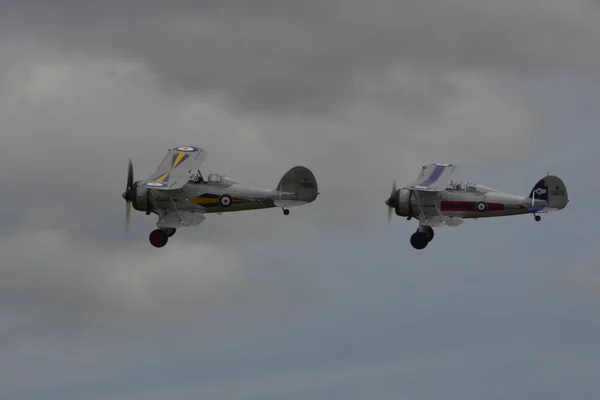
<box><xmin>385</xmin><ymin>199</ymin><xmax>390</xmax><ymax>206</ymax></box>
<box><xmin>121</xmin><ymin>191</ymin><xmax>127</xmax><ymax>200</ymax></box>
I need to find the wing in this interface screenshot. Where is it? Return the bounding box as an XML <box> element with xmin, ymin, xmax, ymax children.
<box><xmin>141</xmin><ymin>146</ymin><xmax>208</xmax><ymax>190</ymax></box>
<box><xmin>408</xmin><ymin>189</ymin><xmax>464</xmax><ymax>227</ymax></box>
<box><xmin>405</xmin><ymin>163</ymin><xmax>458</xmax><ymax>192</ymax></box>
<box><xmin>421</xmin><ymin>216</ymin><xmax>464</xmax><ymax>227</ymax></box>
<box><xmin>157</xmin><ymin>210</ymin><xmax>206</xmax><ymax>228</ymax></box>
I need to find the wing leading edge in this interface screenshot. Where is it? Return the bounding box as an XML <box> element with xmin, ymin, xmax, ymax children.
<box><xmin>141</xmin><ymin>146</ymin><xmax>208</xmax><ymax>190</ymax></box>
<box><xmin>405</xmin><ymin>163</ymin><xmax>458</xmax><ymax>192</ymax></box>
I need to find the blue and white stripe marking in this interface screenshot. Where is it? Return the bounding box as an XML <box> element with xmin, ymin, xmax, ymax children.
<box><xmin>415</xmin><ymin>164</ymin><xmax>454</xmax><ymax>189</ymax></box>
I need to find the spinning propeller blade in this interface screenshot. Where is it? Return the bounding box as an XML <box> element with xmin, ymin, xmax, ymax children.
<box><xmin>123</xmin><ymin>159</ymin><xmax>134</xmax><ymax>230</ymax></box>
<box><xmin>126</xmin><ymin>200</ymin><xmax>131</xmax><ymax>229</ymax></box>
<box><xmin>386</xmin><ymin>180</ymin><xmax>396</xmax><ymax>224</ymax></box>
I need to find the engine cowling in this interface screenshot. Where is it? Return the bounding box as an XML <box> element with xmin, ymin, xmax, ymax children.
<box><xmin>389</xmin><ymin>188</ymin><xmax>412</xmax><ymax>217</ymax></box>
<box><xmin>130</xmin><ymin>181</ymin><xmax>151</xmax><ymax>213</ymax></box>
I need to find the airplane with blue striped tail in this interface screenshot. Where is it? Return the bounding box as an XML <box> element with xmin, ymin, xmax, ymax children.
<box><xmin>385</xmin><ymin>163</ymin><xmax>569</xmax><ymax>250</ymax></box>
<box><xmin>122</xmin><ymin>146</ymin><xmax>319</xmax><ymax>248</ymax></box>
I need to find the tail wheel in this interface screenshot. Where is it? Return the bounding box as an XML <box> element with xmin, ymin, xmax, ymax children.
<box><xmin>219</xmin><ymin>194</ymin><xmax>232</xmax><ymax>207</ymax></box>
<box><xmin>149</xmin><ymin>229</ymin><xmax>168</xmax><ymax>248</ymax></box>
<box><xmin>282</xmin><ymin>208</ymin><xmax>290</xmax><ymax>215</ymax></box>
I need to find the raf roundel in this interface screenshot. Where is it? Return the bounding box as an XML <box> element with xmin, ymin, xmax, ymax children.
<box><xmin>219</xmin><ymin>194</ymin><xmax>232</xmax><ymax>207</ymax></box>
<box><xmin>176</xmin><ymin>146</ymin><xmax>198</xmax><ymax>152</ymax></box>
<box><xmin>476</xmin><ymin>201</ymin><xmax>488</xmax><ymax>212</ymax></box>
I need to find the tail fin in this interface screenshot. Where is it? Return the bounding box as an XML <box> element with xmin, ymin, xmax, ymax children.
<box><xmin>528</xmin><ymin>175</ymin><xmax>569</xmax><ymax>210</ymax></box>
<box><xmin>276</xmin><ymin>166</ymin><xmax>319</xmax><ymax>203</ymax></box>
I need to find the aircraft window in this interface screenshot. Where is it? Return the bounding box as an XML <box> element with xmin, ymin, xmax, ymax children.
<box><xmin>208</xmin><ymin>173</ymin><xmax>222</xmax><ymax>183</ymax></box>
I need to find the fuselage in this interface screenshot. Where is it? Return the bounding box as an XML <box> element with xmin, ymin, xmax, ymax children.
<box><xmin>394</xmin><ymin>183</ymin><xmax>546</xmax><ymax>219</ymax></box>
<box><xmin>184</xmin><ymin>181</ymin><xmax>292</xmax><ymax>213</ymax></box>
<box><xmin>132</xmin><ymin>179</ymin><xmax>297</xmax><ymax>214</ymax></box>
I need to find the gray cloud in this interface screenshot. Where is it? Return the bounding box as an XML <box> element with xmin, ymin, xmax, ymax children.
<box><xmin>2</xmin><ymin>0</ymin><xmax>599</xmax><ymax>114</ymax></box>
<box><xmin>0</xmin><ymin>2</ymin><xmax>598</xmax><ymax>399</ymax></box>
<box><xmin>0</xmin><ymin>40</ymin><xmax>538</xmax><ymax>244</ymax></box>
<box><xmin>0</xmin><ymin>24</ymin><xmax>548</xmax><ymax>354</ymax></box>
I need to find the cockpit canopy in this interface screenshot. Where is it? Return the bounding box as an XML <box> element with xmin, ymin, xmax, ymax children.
<box><xmin>207</xmin><ymin>173</ymin><xmax>222</xmax><ymax>183</ymax></box>
<box><xmin>448</xmin><ymin>181</ymin><xmax>477</xmax><ymax>192</ymax></box>
<box><xmin>187</xmin><ymin>162</ymin><xmax>240</xmax><ymax>185</ymax></box>
<box><xmin>447</xmin><ymin>181</ymin><xmax>499</xmax><ymax>193</ymax></box>
<box><xmin>190</xmin><ymin>172</ymin><xmax>240</xmax><ymax>185</ymax></box>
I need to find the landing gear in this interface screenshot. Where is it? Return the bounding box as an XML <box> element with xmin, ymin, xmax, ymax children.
<box><xmin>410</xmin><ymin>232</ymin><xmax>429</xmax><ymax>249</ymax></box>
<box><xmin>410</xmin><ymin>226</ymin><xmax>435</xmax><ymax>250</ymax></box>
<box><xmin>282</xmin><ymin>208</ymin><xmax>290</xmax><ymax>215</ymax></box>
<box><xmin>534</xmin><ymin>215</ymin><xmax>541</xmax><ymax>222</ymax></box>
<box><xmin>421</xmin><ymin>225</ymin><xmax>434</xmax><ymax>241</ymax></box>
<box><xmin>149</xmin><ymin>229</ymin><xmax>168</xmax><ymax>248</ymax></box>
<box><xmin>163</xmin><ymin>227</ymin><xmax>176</xmax><ymax>237</ymax></box>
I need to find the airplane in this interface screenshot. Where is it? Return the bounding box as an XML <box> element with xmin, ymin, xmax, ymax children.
<box><xmin>122</xmin><ymin>146</ymin><xmax>319</xmax><ymax>248</ymax></box>
<box><xmin>385</xmin><ymin>163</ymin><xmax>569</xmax><ymax>249</ymax></box>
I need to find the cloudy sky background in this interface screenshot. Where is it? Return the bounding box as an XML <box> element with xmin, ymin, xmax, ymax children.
<box><xmin>0</xmin><ymin>1</ymin><xmax>599</xmax><ymax>399</ymax></box>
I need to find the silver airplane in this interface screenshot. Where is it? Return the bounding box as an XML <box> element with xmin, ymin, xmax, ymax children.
<box><xmin>385</xmin><ymin>163</ymin><xmax>569</xmax><ymax>249</ymax></box>
<box><xmin>122</xmin><ymin>146</ymin><xmax>319</xmax><ymax>248</ymax></box>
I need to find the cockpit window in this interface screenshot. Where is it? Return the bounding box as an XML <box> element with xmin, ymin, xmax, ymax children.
<box><xmin>208</xmin><ymin>173</ymin><xmax>223</xmax><ymax>184</ymax></box>
<box><xmin>447</xmin><ymin>181</ymin><xmax>464</xmax><ymax>191</ymax></box>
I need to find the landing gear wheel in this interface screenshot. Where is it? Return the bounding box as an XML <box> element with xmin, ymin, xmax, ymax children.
<box><xmin>219</xmin><ymin>194</ymin><xmax>232</xmax><ymax>207</ymax></box>
<box><xmin>149</xmin><ymin>229</ymin><xmax>168</xmax><ymax>248</ymax></box>
<box><xmin>534</xmin><ymin>215</ymin><xmax>541</xmax><ymax>222</ymax></box>
<box><xmin>282</xmin><ymin>208</ymin><xmax>290</xmax><ymax>215</ymax></box>
<box><xmin>162</xmin><ymin>228</ymin><xmax>176</xmax><ymax>237</ymax></box>
<box><xmin>410</xmin><ymin>232</ymin><xmax>428</xmax><ymax>250</ymax></box>
<box><xmin>421</xmin><ymin>226</ymin><xmax>434</xmax><ymax>241</ymax></box>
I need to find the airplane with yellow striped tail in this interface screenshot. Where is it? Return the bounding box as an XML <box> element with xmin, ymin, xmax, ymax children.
<box><xmin>122</xmin><ymin>146</ymin><xmax>319</xmax><ymax>248</ymax></box>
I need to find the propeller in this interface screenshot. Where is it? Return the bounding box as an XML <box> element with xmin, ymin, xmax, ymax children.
<box><xmin>122</xmin><ymin>159</ymin><xmax>134</xmax><ymax>230</ymax></box>
<box><xmin>385</xmin><ymin>180</ymin><xmax>397</xmax><ymax>224</ymax></box>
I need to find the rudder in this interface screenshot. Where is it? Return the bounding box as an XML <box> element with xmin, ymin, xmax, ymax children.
<box><xmin>276</xmin><ymin>166</ymin><xmax>319</xmax><ymax>203</ymax></box>
<box><xmin>528</xmin><ymin>175</ymin><xmax>569</xmax><ymax>210</ymax></box>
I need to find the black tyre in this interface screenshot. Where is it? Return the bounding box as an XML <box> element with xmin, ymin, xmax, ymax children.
<box><xmin>163</xmin><ymin>228</ymin><xmax>176</xmax><ymax>237</ymax></box>
<box><xmin>149</xmin><ymin>229</ymin><xmax>168</xmax><ymax>248</ymax></box>
<box><xmin>410</xmin><ymin>232</ymin><xmax>428</xmax><ymax>250</ymax></box>
<box><xmin>422</xmin><ymin>226</ymin><xmax>434</xmax><ymax>241</ymax></box>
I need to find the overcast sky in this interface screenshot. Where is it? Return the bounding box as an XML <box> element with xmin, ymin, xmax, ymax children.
<box><xmin>1</xmin><ymin>1</ymin><xmax>599</xmax><ymax>399</ymax></box>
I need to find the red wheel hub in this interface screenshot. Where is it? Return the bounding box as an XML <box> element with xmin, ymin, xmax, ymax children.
<box><xmin>150</xmin><ymin>230</ymin><xmax>167</xmax><ymax>247</ymax></box>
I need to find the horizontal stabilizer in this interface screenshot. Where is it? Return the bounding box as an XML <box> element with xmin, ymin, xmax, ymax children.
<box><xmin>273</xmin><ymin>199</ymin><xmax>309</xmax><ymax>208</ymax></box>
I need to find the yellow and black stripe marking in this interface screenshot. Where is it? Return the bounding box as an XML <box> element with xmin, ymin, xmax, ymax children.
<box><xmin>171</xmin><ymin>152</ymin><xmax>190</xmax><ymax>169</ymax></box>
<box><xmin>151</xmin><ymin>151</ymin><xmax>191</xmax><ymax>183</ymax></box>
<box><xmin>154</xmin><ymin>172</ymin><xmax>170</xmax><ymax>183</ymax></box>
